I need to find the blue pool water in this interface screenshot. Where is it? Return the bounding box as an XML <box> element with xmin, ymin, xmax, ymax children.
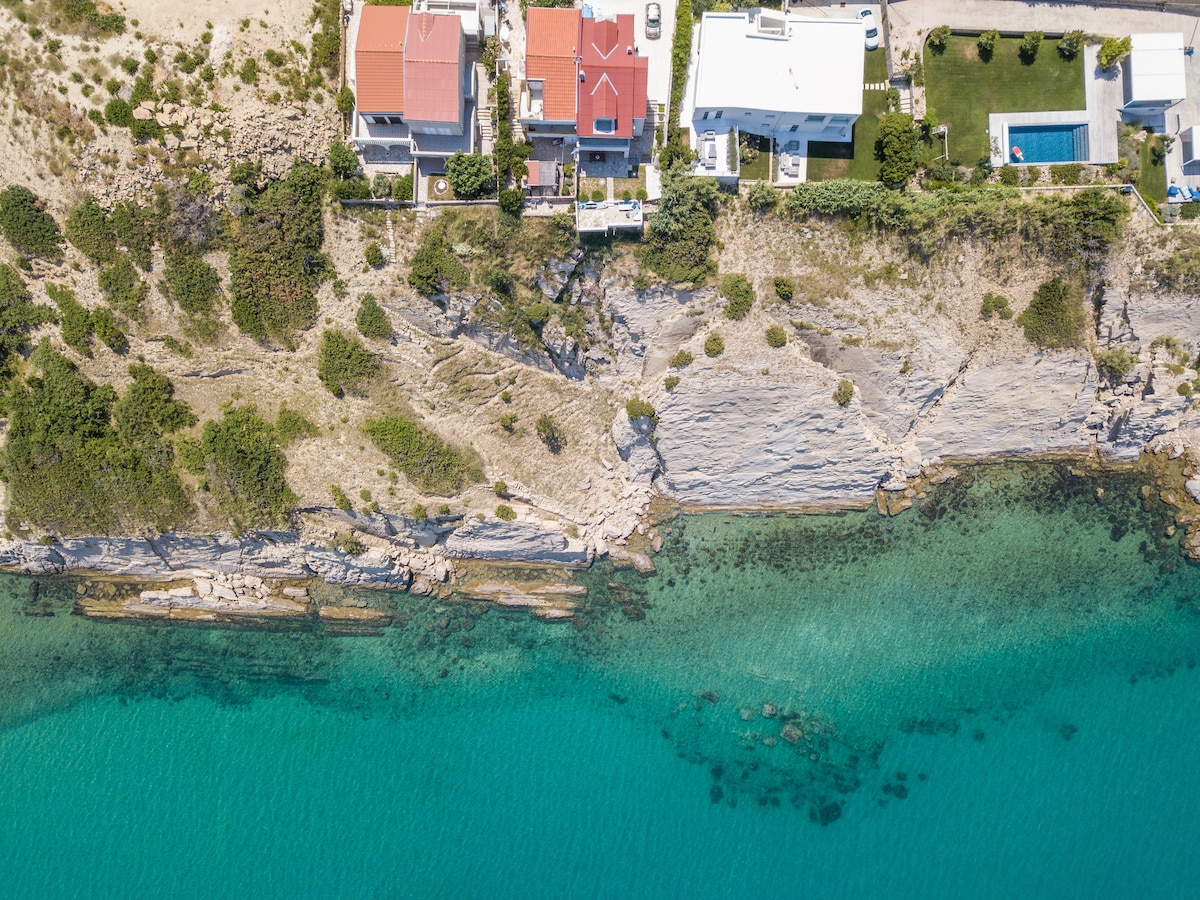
<box><xmin>1009</xmin><ymin>123</ymin><xmax>1089</xmax><ymax>163</ymax></box>
<box><xmin>1</xmin><ymin>462</ymin><xmax>1200</xmax><ymax>897</ymax></box>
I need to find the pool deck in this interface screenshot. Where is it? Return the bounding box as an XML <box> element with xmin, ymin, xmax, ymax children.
<box><xmin>988</xmin><ymin>46</ymin><xmax>1120</xmax><ymax>168</ymax></box>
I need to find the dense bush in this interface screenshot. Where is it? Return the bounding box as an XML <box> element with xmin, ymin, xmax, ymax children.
<box><xmin>1051</xmin><ymin>163</ymin><xmax>1082</xmax><ymax>185</ymax></box>
<box><xmin>0</xmin><ymin>186</ymin><xmax>62</xmax><ymax>258</ymax></box>
<box><xmin>499</xmin><ymin>188</ymin><xmax>525</xmax><ymax>216</ymax></box>
<box><xmin>495</xmin><ymin>504</ymin><xmax>516</xmax><ymax>521</ymax></box>
<box><xmin>48</xmin><ymin>284</ymin><xmax>94</xmax><ymax>355</ymax></box>
<box><xmin>445</xmin><ymin>152</ymin><xmax>496</xmax><ymax>200</ymax></box>
<box><xmin>2</xmin><ymin>347</ymin><xmax>193</xmax><ymax>534</ymax></box>
<box><xmin>163</xmin><ymin>250</ymin><xmax>222</xmax><ymax>316</ymax></box>
<box><xmin>90</xmin><ymin>307</ymin><xmax>127</xmax><ymax>353</ymax></box>
<box><xmin>661</xmin><ymin>0</ymin><xmax>694</xmax><ymax>165</ymax></box>
<box><xmin>1058</xmin><ymin>30</ymin><xmax>1085</xmax><ymax>61</ymax></box>
<box><xmin>327</xmin><ymin>141</ymin><xmax>359</xmax><ymax>180</ymax></box>
<box><xmin>0</xmin><ymin>265</ymin><xmax>54</xmax><ymax>391</ymax></box>
<box><xmin>998</xmin><ymin>165</ymin><xmax>1020</xmax><ymax>186</ymax></box>
<box><xmin>644</xmin><ymin>172</ymin><xmax>719</xmax><ymax>284</ymax></box>
<box><xmin>774</xmin><ymin>277</ymin><xmax>795</xmax><ymax>301</ymax></box>
<box><xmin>765</xmin><ymin>324</ymin><xmax>787</xmax><ymax>347</ymax></box>
<box><xmin>275</xmin><ymin>405</ymin><xmax>319</xmax><ymax>445</ymax></box>
<box><xmin>97</xmin><ymin>256</ymin><xmax>147</xmax><ymax>320</ymax></box>
<box><xmin>669</xmin><ymin>349</ymin><xmax>693</xmax><ymax>368</ymax></box>
<box><xmin>927</xmin><ymin>25</ymin><xmax>951</xmax><ymax>54</ymax></box>
<box><xmin>356</xmin><ymin>293</ymin><xmax>391</xmax><ymax>339</ymax></box>
<box><xmin>365</xmin><ymin>242</ymin><xmax>385</xmax><ymax>268</ymax></box>
<box><xmin>310</xmin><ymin>0</ymin><xmax>341</xmax><ymax>76</ymax></box>
<box><xmin>626</xmin><ymin>397</ymin><xmax>657</xmax><ymax>422</ymax></box>
<box><xmin>746</xmin><ymin>181</ymin><xmax>781</xmax><ymax>213</ymax></box>
<box><xmin>977</xmin><ymin>29</ymin><xmax>999</xmax><ymax>60</ymax></box>
<box><xmin>104</xmin><ymin>98</ymin><xmax>133</xmax><ymax>127</ymax></box>
<box><xmin>317</xmin><ymin>330</ymin><xmax>380</xmax><ymax>396</ymax></box>
<box><xmin>392</xmin><ymin>172</ymin><xmax>415</xmax><ymax>202</ymax></box>
<box><xmin>1098</xmin><ymin>36</ymin><xmax>1131</xmax><ymax>70</ymax></box>
<box><xmin>364</xmin><ymin>414</ymin><xmax>482</xmax><ymax>494</ymax></box>
<box><xmin>407</xmin><ymin>229</ymin><xmax>468</xmax><ymax>296</ymax></box>
<box><xmin>980</xmin><ymin>292</ymin><xmax>1013</xmax><ymax>319</ymax></box>
<box><xmin>535</xmin><ymin>413</ymin><xmax>567</xmax><ymax>454</ymax></box>
<box><xmin>721</xmin><ymin>274</ymin><xmax>755</xmax><ymax>320</ymax></box>
<box><xmin>336</xmin><ymin>86</ymin><xmax>355</xmax><ymax>115</ymax></box>
<box><xmin>877</xmin><ymin>113</ymin><xmax>920</xmax><ymax>186</ymax></box>
<box><xmin>1017</xmin><ymin>277</ymin><xmax>1086</xmax><ymax>348</ymax></box>
<box><xmin>192</xmin><ymin>406</ymin><xmax>295</xmax><ymax>530</ymax></box>
<box><xmin>833</xmin><ymin>379</ymin><xmax>854</xmax><ymax>407</ymax></box>
<box><xmin>58</xmin><ymin>0</ymin><xmax>125</xmax><ymax>34</ymax></box>
<box><xmin>704</xmin><ymin>333</ymin><xmax>725</xmax><ymax>357</ymax></box>
<box><xmin>1019</xmin><ymin>31</ymin><xmax>1043</xmax><ymax>63</ymax></box>
<box><xmin>1095</xmin><ymin>346</ymin><xmax>1137</xmax><ymax>381</ymax></box>
<box><xmin>229</xmin><ymin>162</ymin><xmax>329</xmax><ymax>345</ymax></box>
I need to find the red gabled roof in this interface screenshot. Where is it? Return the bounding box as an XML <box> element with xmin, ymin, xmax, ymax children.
<box><xmin>525</xmin><ymin>8</ymin><xmax>580</xmax><ymax>122</ymax></box>
<box><xmin>355</xmin><ymin>5</ymin><xmax>410</xmax><ymax>113</ymax></box>
<box><xmin>577</xmin><ymin>15</ymin><xmax>647</xmax><ymax>138</ymax></box>
<box><xmin>404</xmin><ymin>11</ymin><xmax>462</xmax><ymax>124</ymax></box>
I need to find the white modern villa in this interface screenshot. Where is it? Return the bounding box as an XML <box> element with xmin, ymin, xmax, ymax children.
<box><xmin>684</xmin><ymin>9</ymin><xmax>864</xmax><ymax>181</ymax></box>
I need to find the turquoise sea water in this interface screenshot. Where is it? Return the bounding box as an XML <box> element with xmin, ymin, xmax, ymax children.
<box><xmin>2</xmin><ymin>462</ymin><xmax>1200</xmax><ymax>898</ymax></box>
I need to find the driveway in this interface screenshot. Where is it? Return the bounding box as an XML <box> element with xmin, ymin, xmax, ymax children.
<box><xmin>588</xmin><ymin>0</ymin><xmax>677</xmax><ymax>109</ymax></box>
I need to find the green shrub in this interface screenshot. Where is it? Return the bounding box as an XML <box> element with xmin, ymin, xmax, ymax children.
<box><xmin>877</xmin><ymin>113</ymin><xmax>919</xmax><ymax>186</ymax></box>
<box><xmin>746</xmin><ymin>181</ymin><xmax>781</xmax><ymax>213</ymax></box>
<box><xmin>774</xmin><ymin>277</ymin><xmax>795</xmax><ymax>301</ymax></box>
<box><xmin>90</xmin><ymin>308</ymin><xmax>127</xmax><ymax>353</ymax></box>
<box><xmin>704</xmin><ymin>333</ymin><xmax>725</xmax><ymax>357</ymax></box>
<box><xmin>1019</xmin><ymin>31</ymin><xmax>1043</xmax><ymax>63</ymax></box>
<box><xmin>190</xmin><ymin>406</ymin><xmax>294</xmax><ymax>530</ymax></box>
<box><xmin>669</xmin><ymin>349</ymin><xmax>693</xmax><ymax>368</ymax></box>
<box><xmin>238</xmin><ymin>57</ymin><xmax>259</xmax><ymax>84</ymax></box>
<box><xmin>1051</xmin><ymin>163</ymin><xmax>1082</xmax><ymax>185</ymax></box>
<box><xmin>1098</xmin><ymin>36</ymin><xmax>1131</xmax><ymax>70</ymax></box>
<box><xmin>98</xmin><ymin>256</ymin><xmax>148</xmax><ymax>320</ymax></box>
<box><xmin>412</xmin><ymin>503</ymin><xmax>428</xmax><ymax>522</ymax></box>
<box><xmin>1095</xmin><ymin>347</ymin><xmax>1137</xmax><ymax>381</ymax></box>
<box><xmin>3</xmin><ymin>348</ymin><xmax>193</xmax><ymax>535</ymax></box>
<box><xmin>392</xmin><ymin>172</ymin><xmax>415</xmax><ymax>202</ymax></box>
<box><xmin>365</xmin><ymin>242</ymin><xmax>385</xmax><ymax>268</ymax></box>
<box><xmin>833</xmin><ymin>379</ymin><xmax>854</xmax><ymax>406</ymax></box>
<box><xmin>626</xmin><ymin>397</ymin><xmax>658</xmax><ymax>422</ymax></box>
<box><xmin>643</xmin><ymin>172</ymin><xmax>719</xmax><ymax>285</ymax></box>
<box><xmin>495</xmin><ymin>503</ymin><xmax>516</xmax><ymax>521</ymax></box>
<box><xmin>927</xmin><ymin>25</ymin><xmax>951</xmax><ymax>53</ymax></box>
<box><xmin>499</xmin><ymin>412</ymin><xmax>517</xmax><ymax>432</ymax></box>
<box><xmin>229</xmin><ymin>162</ymin><xmax>328</xmax><ymax>345</ymax></box>
<box><xmin>317</xmin><ymin>330</ymin><xmax>380</xmax><ymax>397</ymax></box>
<box><xmin>721</xmin><ymin>273</ymin><xmax>755</xmax><ymax>320</ymax></box>
<box><xmin>998</xmin><ymin>165</ymin><xmax>1019</xmax><ymax>186</ymax></box>
<box><xmin>275</xmin><ymin>405</ymin><xmax>318</xmax><ymax>445</ymax></box>
<box><xmin>590</xmin><ymin>189</ymin><xmax>605</xmax><ymax>202</ymax></box>
<box><xmin>535</xmin><ymin>413</ymin><xmax>567</xmax><ymax>454</ymax></box>
<box><xmin>0</xmin><ymin>186</ymin><xmax>62</xmax><ymax>258</ymax></box>
<box><xmin>977</xmin><ymin>29</ymin><xmax>999</xmax><ymax>59</ymax></box>
<box><xmin>493</xmin><ymin>480</ymin><xmax>508</xmax><ymax>497</ymax></box>
<box><xmin>407</xmin><ymin>229</ymin><xmax>468</xmax><ymax>297</ymax></box>
<box><xmin>330</xmin><ymin>483</ymin><xmax>351</xmax><ymax>510</ymax></box>
<box><xmin>331</xmin><ymin>532</ymin><xmax>366</xmax><ymax>555</ymax></box>
<box><xmin>336</xmin><ymin>85</ymin><xmax>355</xmax><ymax>115</ymax></box>
<box><xmin>499</xmin><ymin>188</ymin><xmax>525</xmax><ymax>215</ymax></box>
<box><xmin>1058</xmin><ymin>30</ymin><xmax>1085</xmax><ymax>61</ymax></box>
<box><xmin>364</xmin><ymin>414</ymin><xmax>482</xmax><ymax>494</ymax></box>
<box><xmin>765</xmin><ymin>324</ymin><xmax>787</xmax><ymax>347</ymax></box>
<box><xmin>0</xmin><ymin>265</ymin><xmax>54</xmax><ymax>389</ymax></box>
<box><xmin>980</xmin><ymin>292</ymin><xmax>1012</xmax><ymax>319</ymax></box>
<box><xmin>356</xmin><ymin>293</ymin><xmax>391</xmax><ymax>339</ymax></box>
<box><xmin>327</xmin><ymin>141</ymin><xmax>358</xmax><ymax>180</ymax></box>
<box><xmin>104</xmin><ymin>98</ymin><xmax>133</xmax><ymax>127</ymax></box>
<box><xmin>1017</xmin><ymin>277</ymin><xmax>1086</xmax><ymax>348</ymax></box>
<box><xmin>664</xmin><ymin>375</ymin><xmax>680</xmax><ymax>391</ymax></box>
<box><xmin>163</xmin><ymin>250</ymin><xmax>222</xmax><ymax>316</ymax></box>
<box><xmin>48</xmin><ymin>284</ymin><xmax>94</xmax><ymax>355</ymax></box>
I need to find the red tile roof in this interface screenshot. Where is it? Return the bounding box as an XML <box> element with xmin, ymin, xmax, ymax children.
<box><xmin>403</xmin><ymin>11</ymin><xmax>463</xmax><ymax>124</ymax></box>
<box><xmin>525</xmin><ymin>159</ymin><xmax>558</xmax><ymax>187</ymax></box>
<box><xmin>525</xmin><ymin>8</ymin><xmax>580</xmax><ymax>122</ymax></box>
<box><xmin>577</xmin><ymin>15</ymin><xmax>647</xmax><ymax>139</ymax></box>
<box><xmin>355</xmin><ymin>6</ymin><xmax>410</xmax><ymax>113</ymax></box>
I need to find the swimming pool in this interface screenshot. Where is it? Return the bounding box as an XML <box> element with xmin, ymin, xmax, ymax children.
<box><xmin>1007</xmin><ymin>123</ymin><xmax>1089</xmax><ymax>164</ymax></box>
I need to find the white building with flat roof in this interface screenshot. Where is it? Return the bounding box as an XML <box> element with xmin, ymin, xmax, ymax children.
<box><xmin>688</xmin><ymin>10</ymin><xmax>864</xmax><ymax>157</ymax></box>
<box><xmin>1122</xmin><ymin>32</ymin><xmax>1187</xmax><ymax>117</ymax></box>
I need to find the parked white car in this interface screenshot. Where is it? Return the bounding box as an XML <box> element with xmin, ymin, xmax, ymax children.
<box><xmin>645</xmin><ymin>2</ymin><xmax>661</xmax><ymax>39</ymax></box>
<box><xmin>859</xmin><ymin>8</ymin><xmax>879</xmax><ymax>51</ymax></box>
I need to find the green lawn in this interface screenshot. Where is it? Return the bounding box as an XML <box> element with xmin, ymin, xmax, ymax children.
<box><xmin>924</xmin><ymin>34</ymin><xmax>1085</xmax><ymax>164</ymax></box>
<box><xmin>739</xmin><ymin>134</ymin><xmax>772</xmax><ymax>181</ymax></box>
<box><xmin>806</xmin><ymin>87</ymin><xmax>889</xmax><ymax>182</ymax></box>
<box><xmin>1140</xmin><ymin>134</ymin><xmax>1169</xmax><ymax>203</ymax></box>
<box><xmin>612</xmin><ymin>166</ymin><xmax>647</xmax><ymax>196</ymax></box>
<box><xmin>864</xmin><ymin>45</ymin><xmax>888</xmax><ymax>84</ymax></box>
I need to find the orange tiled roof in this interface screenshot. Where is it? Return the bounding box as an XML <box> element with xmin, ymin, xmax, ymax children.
<box><xmin>577</xmin><ymin>15</ymin><xmax>647</xmax><ymax>138</ymax></box>
<box><xmin>525</xmin><ymin>8</ymin><xmax>580</xmax><ymax>122</ymax></box>
<box><xmin>355</xmin><ymin>6</ymin><xmax>410</xmax><ymax>113</ymax></box>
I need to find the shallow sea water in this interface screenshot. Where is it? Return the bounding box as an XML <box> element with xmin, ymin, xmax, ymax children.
<box><xmin>1</xmin><ymin>462</ymin><xmax>1199</xmax><ymax>898</ymax></box>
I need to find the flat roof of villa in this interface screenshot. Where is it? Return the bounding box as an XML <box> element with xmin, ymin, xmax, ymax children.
<box><xmin>1128</xmin><ymin>32</ymin><xmax>1187</xmax><ymax>103</ymax></box>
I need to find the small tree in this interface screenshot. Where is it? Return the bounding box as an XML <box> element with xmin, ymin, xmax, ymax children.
<box><xmin>1058</xmin><ymin>30</ymin><xmax>1085</xmax><ymax>61</ymax></box>
<box><xmin>765</xmin><ymin>324</ymin><xmax>787</xmax><ymax>348</ymax></box>
<box><xmin>444</xmin><ymin>151</ymin><xmax>495</xmax><ymax>200</ymax></box>
<box><xmin>626</xmin><ymin>397</ymin><xmax>658</xmax><ymax>422</ymax></box>
<box><xmin>0</xmin><ymin>186</ymin><xmax>62</xmax><ymax>258</ymax></box>
<box><xmin>927</xmin><ymin>25</ymin><xmax>951</xmax><ymax>54</ymax></box>
<box><xmin>356</xmin><ymin>293</ymin><xmax>391</xmax><ymax>339</ymax></box>
<box><xmin>774</xmin><ymin>277</ymin><xmax>795</xmax><ymax>301</ymax></box>
<box><xmin>745</xmin><ymin>181</ymin><xmax>780</xmax><ymax>213</ymax></box>
<box><xmin>536</xmin><ymin>414</ymin><xmax>567</xmax><ymax>453</ymax></box>
<box><xmin>669</xmin><ymin>349</ymin><xmax>693</xmax><ymax>368</ymax></box>
<box><xmin>365</xmin><ymin>242</ymin><xmax>385</xmax><ymax>268</ymax></box>
<box><xmin>336</xmin><ymin>86</ymin><xmax>355</xmax><ymax>115</ymax></box>
<box><xmin>495</xmin><ymin>503</ymin><xmax>517</xmax><ymax>521</ymax></box>
<box><xmin>1017</xmin><ymin>277</ymin><xmax>1086</xmax><ymax>348</ymax></box>
<box><xmin>721</xmin><ymin>274</ymin><xmax>755</xmax><ymax>320</ymax></box>
<box><xmin>328</xmin><ymin>141</ymin><xmax>359</xmax><ymax>179</ymax></box>
<box><xmin>317</xmin><ymin>330</ymin><xmax>381</xmax><ymax>396</ymax></box>
<box><xmin>877</xmin><ymin>113</ymin><xmax>919</xmax><ymax>187</ymax></box>
<box><xmin>977</xmin><ymin>29</ymin><xmax>999</xmax><ymax>60</ymax></box>
<box><xmin>1098</xmin><ymin>36</ymin><xmax>1131</xmax><ymax>70</ymax></box>
<box><xmin>1095</xmin><ymin>347</ymin><xmax>1137</xmax><ymax>382</ymax></box>
<box><xmin>499</xmin><ymin>188</ymin><xmax>524</xmax><ymax>215</ymax></box>
<box><xmin>493</xmin><ymin>480</ymin><xmax>508</xmax><ymax>497</ymax></box>
<box><xmin>704</xmin><ymin>333</ymin><xmax>725</xmax><ymax>357</ymax></box>
<box><xmin>1019</xmin><ymin>31</ymin><xmax>1043</xmax><ymax>63</ymax></box>
<box><xmin>833</xmin><ymin>379</ymin><xmax>854</xmax><ymax>407</ymax></box>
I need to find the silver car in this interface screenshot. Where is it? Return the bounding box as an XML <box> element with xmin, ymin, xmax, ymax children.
<box><xmin>646</xmin><ymin>2</ymin><xmax>661</xmax><ymax>39</ymax></box>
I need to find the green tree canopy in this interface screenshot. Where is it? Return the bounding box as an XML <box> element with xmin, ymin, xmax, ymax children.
<box><xmin>876</xmin><ymin>113</ymin><xmax>919</xmax><ymax>187</ymax></box>
<box><xmin>445</xmin><ymin>152</ymin><xmax>496</xmax><ymax>200</ymax></box>
<box><xmin>0</xmin><ymin>186</ymin><xmax>62</xmax><ymax>258</ymax></box>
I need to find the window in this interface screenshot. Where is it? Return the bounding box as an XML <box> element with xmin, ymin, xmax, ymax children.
<box><xmin>765</xmin><ymin>114</ymin><xmax>776</xmax><ymax>119</ymax></box>
<box><xmin>744</xmin><ymin>112</ymin><xmax>751</xmax><ymax>117</ymax></box>
<box><xmin>593</xmin><ymin>117</ymin><xmax>615</xmax><ymax>134</ymax></box>
<box><xmin>369</xmin><ymin>115</ymin><xmax>403</xmax><ymax>126</ymax></box>
<box><xmin>714</xmin><ymin>110</ymin><xmax>723</xmax><ymax>119</ymax></box>
<box><xmin>805</xmin><ymin>114</ymin><xmax>825</xmax><ymax>124</ymax></box>
<box><xmin>831</xmin><ymin>116</ymin><xmax>850</xmax><ymax>124</ymax></box>
<box><xmin>788</xmin><ymin>124</ymin><xmax>799</xmax><ymax>132</ymax></box>
<box><xmin>702</xmin><ymin>111</ymin><xmax>709</xmax><ymax>120</ymax></box>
